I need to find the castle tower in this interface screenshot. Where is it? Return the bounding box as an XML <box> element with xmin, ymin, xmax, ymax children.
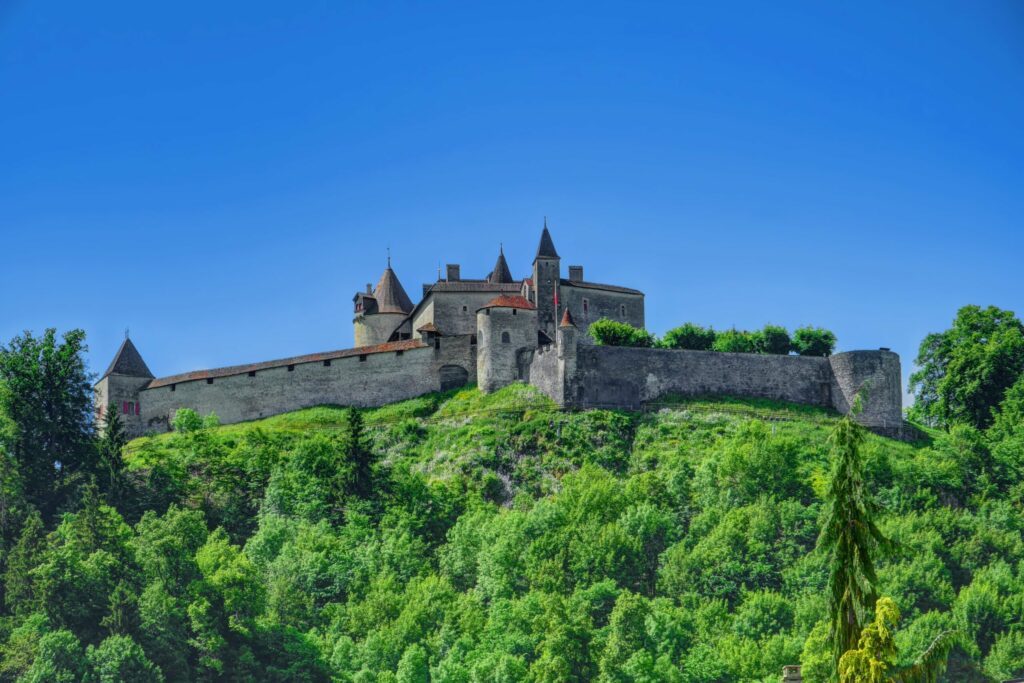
<box><xmin>531</xmin><ymin>220</ymin><xmax>561</xmax><ymax>341</ymax></box>
<box><xmin>94</xmin><ymin>335</ymin><xmax>154</xmax><ymax>437</ymax></box>
<box><xmin>476</xmin><ymin>295</ymin><xmax>538</xmax><ymax>393</ymax></box>
<box><xmin>487</xmin><ymin>245</ymin><xmax>514</xmax><ymax>284</ymax></box>
<box><xmin>353</xmin><ymin>259</ymin><xmax>414</xmax><ymax>346</ymax></box>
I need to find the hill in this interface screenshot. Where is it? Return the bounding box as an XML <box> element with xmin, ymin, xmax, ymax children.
<box><xmin>107</xmin><ymin>384</ymin><xmax>1022</xmax><ymax>681</ymax></box>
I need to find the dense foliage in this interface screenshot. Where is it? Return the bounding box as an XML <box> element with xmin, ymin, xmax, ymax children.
<box><xmin>594</xmin><ymin>321</ymin><xmax>835</xmax><ymax>357</ymax></box>
<box><xmin>0</xmin><ymin>310</ymin><xmax>1019</xmax><ymax>682</ymax></box>
<box><xmin>909</xmin><ymin>305</ymin><xmax>1024</xmax><ymax>429</ymax></box>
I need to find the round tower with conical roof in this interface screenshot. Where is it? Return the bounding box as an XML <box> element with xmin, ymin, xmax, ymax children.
<box><xmin>353</xmin><ymin>259</ymin><xmax>415</xmax><ymax>346</ymax></box>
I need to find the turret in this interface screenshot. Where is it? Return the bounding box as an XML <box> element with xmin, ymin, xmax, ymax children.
<box><xmin>94</xmin><ymin>335</ymin><xmax>154</xmax><ymax>437</ymax></box>
<box><xmin>353</xmin><ymin>259</ymin><xmax>415</xmax><ymax>346</ymax></box>
<box><xmin>487</xmin><ymin>245</ymin><xmax>514</xmax><ymax>284</ymax></box>
<box><xmin>476</xmin><ymin>295</ymin><xmax>537</xmax><ymax>393</ymax></box>
<box><xmin>829</xmin><ymin>349</ymin><xmax>903</xmax><ymax>435</ymax></box>
<box><xmin>531</xmin><ymin>219</ymin><xmax>561</xmax><ymax>340</ymax></box>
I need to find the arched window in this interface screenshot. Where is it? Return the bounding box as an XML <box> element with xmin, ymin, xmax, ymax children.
<box><xmin>501</xmin><ymin>331</ymin><xmax>511</xmax><ymax>344</ymax></box>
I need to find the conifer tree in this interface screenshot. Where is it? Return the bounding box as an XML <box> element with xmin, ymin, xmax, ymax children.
<box><xmin>346</xmin><ymin>407</ymin><xmax>375</xmax><ymax>500</ymax></box>
<box><xmin>817</xmin><ymin>410</ymin><xmax>889</xmax><ymax>677</ymax></box>
<box><xmin>98</xmin><ymin>403</ymin><xmax>128</xmax><ymax>508</ymax></box>
<box><xmin>3</xmin><ymin>508</ymin><xmax>45</xmax><ymax>617</ymax></box>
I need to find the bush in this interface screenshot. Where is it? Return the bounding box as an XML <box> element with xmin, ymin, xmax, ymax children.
<box><xmin>792</xmin><ymin>326</ymin><xmax>837</xmax><ymax>357</ymax></box>
<box><xmin>589</xmin><ymin>319</ymin><xmax>656</xmax><ymax>348</ymax></box>
<box><xmin>172</xmin><ymin>408</ymin><xmax>203</xmax><ymax>434</ymax></box>
<box><xmin>758</xmin><ymin>325</ymin><xmax>792</xmax><ymax>355</ymax></box>
<box><xmin>712</xmin><ymin>329</ymin><xmax>761</xmax><ymax>354</ymax></box>
<box><xmin>661</xmin><ymin>323</ymin><xmax>716</xmax><ymax>351</ymax></box>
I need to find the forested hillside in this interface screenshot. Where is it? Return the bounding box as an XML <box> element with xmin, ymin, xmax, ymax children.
<box><xmin>0</xmin><ymin>305</ymin><xmax>1021</xmax><ymax>682</ymax></box>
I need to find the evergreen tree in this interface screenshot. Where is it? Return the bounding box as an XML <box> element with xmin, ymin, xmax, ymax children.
<box><xmin>817</xmin><ymin>412</ymin><xmax>889</xmax><ymax>678</ymax></box>
<box><xmin>0</xmin><ymin>329</ymin><xmax>95</xmax><ymax>517</ymax></box>
<box><xmin>3</xmin><ymin>508</ymin><xmax>45</xmax><ymax>617</ymax></box>
<box><xmin>97</xmin><ymin>403</ymin><xmax>128</xmax><ymax>508</ymax></box>
<box><xmin>346</xmin><ymin>408</ymin><xmax>375</xmax><ymax>500</ymax></box>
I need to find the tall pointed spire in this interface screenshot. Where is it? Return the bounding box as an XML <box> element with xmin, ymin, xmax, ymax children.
<box><xmin>534</xmin><ymin>219</ymin><xmax>559</xmax><ymax>261</ymax></box>
<box><xmin>488</xmin><ymin>244</ymin><xmax>514</xmax><ymax>283</ymax></box>
<box><xmin>372</xmin><ymin>262</ymin><xmax>414</xmax><ymax>314</ymax></box>
<box><xmin>102</xmin><ymin>337</ymin><xmax>154</xmax><ymax>379</ymax></box>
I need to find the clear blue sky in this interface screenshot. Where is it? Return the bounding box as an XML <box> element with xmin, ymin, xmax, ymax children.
<box><xmin>2</xmin><ymin>2</ymin><xmax>1022</xmax><ymax>404</ymax></box>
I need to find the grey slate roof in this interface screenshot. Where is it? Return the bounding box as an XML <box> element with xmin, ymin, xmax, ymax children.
<box><xmin>560</xmin><ymin>279</ymin><xmax>643</xmax><ymax>295</ymax></box>
<box><xmin>373</xmin><ymin>267</ymin><xmax>414</xmax><ymax>314</ymax></box>
<box><xmin>102</xmin><ymin>338</ymin><xmax>154</xmax><ymax>379</ymax></box>
<box><xmin>534</xmin><ymin>225</ymin><xmax>559</xmax><ymax>260</ymax></box>
<box><xmin>488</xmin><ymin>248</ymin><xmax>514</xmax><ymax>284</ymax></box>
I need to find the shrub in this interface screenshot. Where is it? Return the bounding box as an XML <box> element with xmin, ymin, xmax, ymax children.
<box><xmin>792</xmin><ymin>326</ymin><xmax>837</xmax><ymax>357</ymax></box>
<box><xmin>589</xmin><ymin>319</ymin><xmax>656</xmax><ymax>348</ymax></box>
<box><xmin>758</xmin><ymin>325</ymin><xmax>792</xmax><ymax>355</ymax></box>
<box><xmin>661</xmin><ymin>323</ymin><xmax>716</xmax><ymax>351</ymax></box>
<box><xmin>712</xmin><ymin>329</ymin><xmax>761</xmax><ymax>354</ymax></box>
<box><xmin>172</xmin><ymin>408</ymin><xmax>203</xmax><ymax>434</ymax></box>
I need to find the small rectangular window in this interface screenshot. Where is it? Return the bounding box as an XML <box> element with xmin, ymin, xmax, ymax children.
<box><xmin>583</xmin><ymin>298</ymin><xmax>589</xmax><ymax>319</ymax></box>
<box><xmin>323</xmin><ymin>359</ymin><xmax>331</xmax><ymax>367</ymax></box>
<box><xmin>359</xmin><ymin>354</ymin><xmax>367</xmax><ymax>362</ymax></box>
<box><xmin>206</xmin><ymin>378</ymin><xmax>214</xmax><ymax>385</ymax></box>
<box><xmin>122</xmin><ymin>401</ymin><xmax>129</xmax><ymax>414</ymax></box>
<box><xmin>396</xmin><ymin>350</ymin><xmax>403</xmax><ymax>356</ymax></box>
<box><xmin>170</xmin><ymin>384</ymin><xmax>176</xmax><ymax>392</ymax></box>
<box><xmin>512</xmin><ymin>309</ymin><xmax>517</xmax><ymax>316</ymax></box>
<box><xmin>434</xmin><ymin>339</ymin><xmax>440</xmax><ymax>350</ymax></box>
<box><xmin>135</xmin><ymin>402</ymin><xmax>140</xmax><ymax>416</ymax></box>
<box><xmin>248</xmin><ymin>371</ymin><xmax>256</xmax><ymax>377</ymax></box>
<box><xmin>462</xmin><ymin>306</ymin><xmax>467</xmax><ymax>312</ymax></box>
<box><xmin>620</xmin><ymin>304</ymin><xmax>626</xmax><ymax>317</ymax></box>
<box><xmin>470</xmin><ymin>335</ymin><xmax>477</xmax><ymax>345</ymax></box>
<box><xmin>287</xmin><ymin>364</ymin><xmax>295</xmax><ymax>372</ymax></box>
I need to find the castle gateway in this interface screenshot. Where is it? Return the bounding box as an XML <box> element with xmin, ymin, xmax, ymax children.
<box><xmin>95</xmin><ymin>223</ymin><xmax>906</xmax><ymax>438</ymax></box>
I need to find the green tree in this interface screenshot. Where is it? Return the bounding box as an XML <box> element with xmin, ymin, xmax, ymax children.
<box><xmin>909</xmin><ymin>305</ymin><xmax>1024</xmax><ymax>429</ymax></box>
<box><xmin>0</xmin><ymin>329</ymin><xmax>95</xmax><ymax>516</ymax></box>
<box><xmin>660</xmin><ymin>323</ymin><xmax>716</xmax><ymax>351</ymax></box>
<box><xmin>838</xmin><ymin>597</ymin><xmax>954</xmax><ymax>683</ymax></box>
<box><xmin>346</xmin><ymin>408</ymin><xmax>375</xmax><ymax>501</ymax></box>
<box><xmin>817</xmin><ymin>414</ymin><xmax>888</xmax><ymax>676</ymax></box>
<box><xmin>793</xmin><ymin>326</ymin><xmax>837</xmax><ymax>357</ymax></box>
<box><xmin>396</xmin><ymin>643</ymin><xmax>429</xmax><ymax>683</ymax></box>
<box><xmin>87</xmin><ymin>634</ymin><xmax>164</xmax><ymax>682</ymax></box>
<box><xmin>96</xmin><ymin>404</ymin><xmax>128</xmax><ymax>509</ymax></box>
<box><xmin>712</xmin><ymin>329</ymin><xmax>761</xmax><ymax>354</ymax></box>
<box><xmin>4</xmin><ymin>508</ymin><xmax>46</xmax><ymax>616</ymax></box>
<box><xmin>22</xmin><ymin>629</ymin><xmax>87</xmax><ymax>683</ymax></box>
<box><xmin>758</xmin><ymin>325</ymin><xmax>793</xmax><ymax>355</ymax></box>
<box><xmin>589</xmin><ymin>319</ymin><xmax>656</xmax><ymax>348</ymax></box>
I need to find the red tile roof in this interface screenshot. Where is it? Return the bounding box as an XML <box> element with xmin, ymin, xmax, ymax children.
<box><xmin>478</xmin><ymin>295</ymin><xmax>536</xmax><ymax>311</ymax></box>
<box><xmin>146</xmin><ymin>339</ymin><xmax>428</xmax><ymax>388</ymax></box>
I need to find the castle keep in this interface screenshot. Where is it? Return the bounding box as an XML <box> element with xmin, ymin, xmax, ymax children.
<box><xmin>96</xmin><ymin>223</ymin><xmax>906</xmax><ymax>438</ymax></box>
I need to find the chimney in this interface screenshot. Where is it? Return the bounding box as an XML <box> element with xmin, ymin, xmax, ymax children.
<box><xmin>365</xmin><ymin>283</ymin><xmax>372</xmax><ymax>294</ymax></box>
<box><xmin>446</xmin><ymin>264</ymin><xmax>461</xmax><ymax>281</ymax></box>
<box><xmin>568</xmin><ymin>265</ymin><xmax>583</xmax><ymax>282</ymax></box>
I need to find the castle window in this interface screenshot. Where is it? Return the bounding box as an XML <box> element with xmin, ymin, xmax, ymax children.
<box><xmin>462</xmin><ymin>306</ymin><xmax>467</xmax><ymax>312</ymax></box>
<box><xmin>287</xmin><ymin>364</ymin><xmax>295</xmax><ymax>372</ymax></box>
<box><xmin>396</xmin><ymin>350</ymin><xmax>404</xmax><ymax>356</ymax></box>
<box><xmin>501</xmin><ymin>331</ymin><xmax>511</xmax><ymax>344</ymax></box>
<box><xmin>135</xmin><ymin>402</ymin><xmax>140</xmax><ymax>416</ymax></box>
<box><xmin>470</xmin><ymin>334</ymin><xmax>477</xmax><ymax>345</ymax></box>
<box><xmin>170</xmin><ymin>384</ymin><xmax>176</xmax><ymax>392</ymax></box>
<box><xmin>206</xmin><ymin>378</ymin><xmax>214</xmax><ymax>385</ymax></box>
<box><xmin>620</xmin><ymin>304</ymin><xmax>626</xmax><ymax>317</ymax></box>
<box><xmin>122</xmin><ymin>401</ymin><xmax>129</xmax><ymax>414</ymax></box>
<box><xmin>359</xmin><ymin>355</ymin><xmax>367</xmax><ymax>362</ymax></box>
<box><xmin>512</xmin><ymin>309</ymin><xmax>517</xmax><ymax>316</ymax></box>
<box><xmin>434</xmin><ymin>338</ymin><xmax>441</xmax><ymax>350</ymax></box>
<box><xmin>323</xmin><ymin>359</ymin><xmax>331</xmax><ymax>367</ymax></box>
<box><xmin>248</xmin><ymin>371</ymin><xmax>256</xmax><ymax>377</ymax></box>
<box><xmin>583</xmin><ymin>298</ymin><xmax>589</xmax><ymax>319</ymax></box>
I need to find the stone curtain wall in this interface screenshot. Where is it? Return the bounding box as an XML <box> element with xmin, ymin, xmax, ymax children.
<box><xmin>138</xmin><ymin>337</ymin><xmax>476</xmax><ymax>433</ymax></box>
<box><xmin>558</xmin><ymin>284</ymin><xmax>645</xmax><ymax>342</ymax></box>
<box><xmin>562</xmin><ymin>345</ymin><xmax>903</xmax><ymax>431</ymax></box>
<box><xmin>571</xmin><ymin>346</ymin><xmax>834</xmax><ymax>410</ymax></box>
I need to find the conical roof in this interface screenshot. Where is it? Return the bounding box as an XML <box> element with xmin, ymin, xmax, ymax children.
<box><xmin>534</xmin><ymin>221</ymin><xmax>559</xmax><ymax>261</ymax></box>
<box><xmin>102</xmin><ymin>337</ymin><xmax>154</xmax><ymax>379</ymax></box>
<box><xmin>488</xmin><ymin>247</ymin><xmax>514</xmax><ymax>284</ymax></box>
<box><xmin>373</xmin><ymin>266</ymin><xmax>414</xmax><ymax>314</ymax></box>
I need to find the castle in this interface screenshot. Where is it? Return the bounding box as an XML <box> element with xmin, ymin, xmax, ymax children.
<box><xmin>95</xmin><ymin>223</ymin><xmax>907</xmax><ymax>438</ymax></box>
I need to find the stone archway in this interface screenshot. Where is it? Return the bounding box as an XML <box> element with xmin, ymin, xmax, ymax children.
<box><xmin>439</xmin><ymin>364</ymin><xmax>470</xmax><ymax>391</ymax></box>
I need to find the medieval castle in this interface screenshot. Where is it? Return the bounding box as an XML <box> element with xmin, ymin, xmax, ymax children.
<box><xmin>95</xmin><ymin>223</ymin><xmax>907</xmax><ymax>438</ymax></box>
